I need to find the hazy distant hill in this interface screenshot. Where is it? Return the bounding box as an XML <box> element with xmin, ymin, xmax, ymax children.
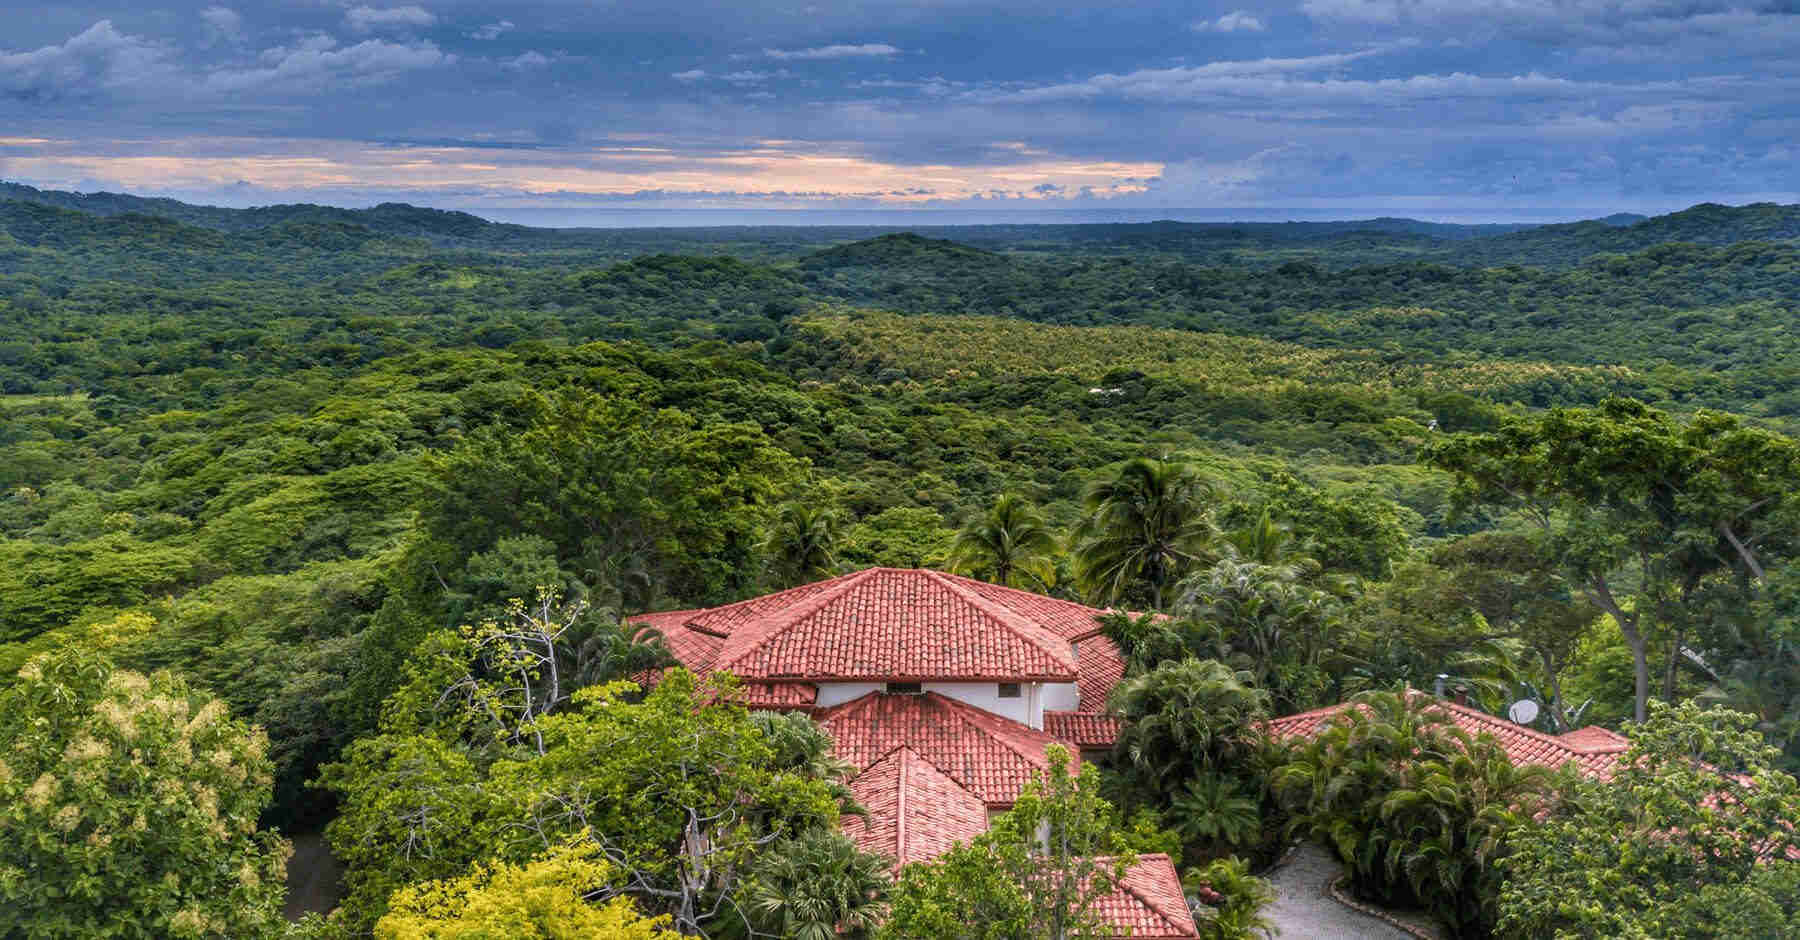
<box><xmin>0</xmin><ymin>181</ymin><xmax>512</xmax><ymax>243</ymax></box>
<box><xmin>1448</xmin><ymin>202</ymin><xmax>1800</xmax><ymax>267</ymax></box>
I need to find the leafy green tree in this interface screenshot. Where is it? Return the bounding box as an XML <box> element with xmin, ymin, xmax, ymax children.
<box><xmin>323</xmin><ymin>663</ymin><xmax>854</xmax><ymax>933</ymax></box>
<box><xmin>1107</xmin><ymin>658</ymin><xmax>1270</xmax><ymax>800</ymax></box>
<box><xmin>947</xmin><ymin>493</ymin><xmax>1060</xmax><ymax>590</ymax></box>
<box><xmin>1498</xmin><ymin>701</ymin><xmax>1800</xmax><ymax>939</ymax></box>
<box><xmin>882</xmin><ymin>745</ymin><xmax>1134</xmax><ymax>940</ymax></box>
<box><xmin>1073</xmin><ymin>458</ymin><xmax>1216</xmax><ymax>609</ymax></box>
<box><xmin>841</xmin><ymin>506</ymin><xmax>954</xmax><ymax>570</ymax></box>
<box><xmin>0</xmin><ymin>649</ymin><xmax>290</xmax><ymax>939</ymax></box>
<box><xmin>742</xmin><ymin>829</ymin><xmax>892</xmax><ymax>940</ymax></box>
<box><xmin>764</xmin><ymin>501</ymin><xmax>848</xmax><ymax>588</ymax></box>
<box><xmin>1243</xmin><ymin>474</ymin><xmax>1410</xmax><ymax>581</ymax></box>
<box><xmin>1177</xmin><ymin>559</ymin><xmax>1344</xmax><ymax>710</ymax></box>
<box><xmin>375</xmin><ymin>841</ymin><xmax>676</xmax><ymax>939</ymax></box>
<box><xmin>1426</xmin><ymin>399</ymin><xmax>1800</xmax><ymax>722</ymax></box>
<box><xmin>1274</xmin><ymin>690</ymin><xmax>1559</xmax><ymax>937</ymax></box>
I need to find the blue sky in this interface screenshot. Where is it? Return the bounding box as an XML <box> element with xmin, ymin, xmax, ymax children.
<box><xmin>2</xmin><ymin>0</ymin><xmax>1796</xmax><ymax>215</ymax></box>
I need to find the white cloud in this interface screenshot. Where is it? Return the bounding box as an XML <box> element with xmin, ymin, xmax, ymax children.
<box><xmin>207</xmin><ymin>37</ymin><xmax>452</xmax><ymax>94</ymax></box>
<box><xmin>671</xmin><ymin>69</ymin><xmax>707</xmax><ymax>81</ymax></box>
<box><xmin>501</xmin><ymin>51</ymin><xmax>551</xmax><ymax>70</ymax></box>
<box><xmin>345</xmin><ymin>5</ymin><xmax>437</xmax><ymax>34</ymax></box>
<box><xmin>1195</xmin><ymin>10</ymin><xmax>1267</xmax><ymax>32</ymax></box>
<box><xmin>0</xmin><ymin>20</ymin><xmax>175</xmax><ymax>102</ymax></box>
<box><xmin>764</xmin><ymin>43</ymin><xmax>901</xmax><ymax>61</ymax></box>
<box><xmin>469</xmin><ymin>20</ymin><xmax>514</xmax><ymax>41</ymax></box>
<box><xmin>200</xmin><ymin>7</ymin><xmax>245</xmax><ymax>45</ymax></box>
<box><xmin>966</xmin><ymin>48</ymin><xmax>1403</xmax><ymax>103</ymax></box>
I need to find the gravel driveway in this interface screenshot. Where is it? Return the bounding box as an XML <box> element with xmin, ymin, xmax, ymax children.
<box><xmin>1263</xmin><ymin>843</ymin><xmax>1419</xmax><ymax>939</ymax></box>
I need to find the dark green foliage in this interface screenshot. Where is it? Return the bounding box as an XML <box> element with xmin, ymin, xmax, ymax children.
<box><xmin>1498</xmin><ymin>701</ymin><xmax>1800</xmax><ymax>939</ymax></box>
<box><xmin>1274</xmin><ymin>691</ymin><xmax>1560</xmax><ymax>938</ymax></box>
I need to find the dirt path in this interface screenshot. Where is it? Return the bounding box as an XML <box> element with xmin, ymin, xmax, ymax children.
<box><xmin>1264</xmin><ymin>844</ymin><xmax>1420</xmax><ymax>939</ymax></box>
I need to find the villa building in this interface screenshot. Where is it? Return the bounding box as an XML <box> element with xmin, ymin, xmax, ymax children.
<box><xmin>633</xmin><ymin>566</ymin><xmax>1199</xmax><ymax>938</ymax></box>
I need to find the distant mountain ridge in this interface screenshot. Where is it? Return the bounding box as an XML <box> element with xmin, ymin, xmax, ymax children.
<box><xmin>3</xmin><ymin>180</ymin><xmax>1796</xmax><ymax>270</ymax></box>
<box><xmin>0</xmin><ymin>181</ymin><xmax>510</xmax><ymax>242</ymax></box>
<box><xmin>1447</xmin><ymin>202</ymin><xmax>1800</xmax><ymax>267</ymax></box>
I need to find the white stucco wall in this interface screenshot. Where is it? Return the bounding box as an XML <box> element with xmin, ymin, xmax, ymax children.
<box><xmin>813</xmin><ymin>680</ymin><xmax>1055</xmax><ymax>728</ymax></box>
<box><xmin>1041</xmin><ymin>681</ymin><xmax>1080</xmax><ymax>712</ymax></box>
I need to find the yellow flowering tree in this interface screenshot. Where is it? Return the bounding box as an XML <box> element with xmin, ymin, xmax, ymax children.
<box><xmin>0</xmin><ymin>648</ymin><xmax>290</xmax><ymax>938</ymax></box>
<box><xmin>376</xmin><ymin>841</ymin><xmax>675</xmax><ymax>939</ymax></box>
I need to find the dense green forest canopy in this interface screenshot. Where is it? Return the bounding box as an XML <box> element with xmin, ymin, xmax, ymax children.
<box><xmin>5</xmin><ymin>185</ymin><xmax>1800</xmax><ymax>937</ymax></box>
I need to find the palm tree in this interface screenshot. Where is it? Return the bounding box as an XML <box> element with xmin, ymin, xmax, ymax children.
<box><xmin>1071</xmin><ymin>458</ymin><xmax>1216</xmax><ymax>609</ymax></box>
<box><xmin>745</xmin><ymin>829</ymin><xmax>892</xmax><ymax>940</ymax></box>
<box><xmin>1108</xmin><ymin>658</ymin><xmax>1270</xmax><ymax>797</ymax></box>
<box><xmin>1170</xmin><ymin>773</ymin><xmax>1262</xmax><ymax>852</ymax></box>
<box><xmin>1176</xmin><ymin>559</ymin><xmax>1343</xmax><ymax>709</ymax></box>
<box><xmin>946</xmin><ymin>493</ymin><xmax>1059</xmax><ymax>589</ymax></box>
<box><xmin>763</xmin><ymin>501</ymin><xmax>846</xmax><ymax>588</ymax></box>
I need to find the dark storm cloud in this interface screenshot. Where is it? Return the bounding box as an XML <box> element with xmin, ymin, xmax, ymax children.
<box><xmin>0</xmin><ymin>0</ymin><xmax>1792</xmax><ymax>212</ymax></box>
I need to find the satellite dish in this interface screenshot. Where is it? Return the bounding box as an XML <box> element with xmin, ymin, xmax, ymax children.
<box><xmin>1508</xmin><ymin>699</ymin><xmax>1540</xmax><ymax>725</ymax></box>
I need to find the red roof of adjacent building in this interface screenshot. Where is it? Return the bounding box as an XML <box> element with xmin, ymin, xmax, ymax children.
<box><xmin>1267</xmin><ymin>695</ymin><xmax>1631</xmax><ymax>780</ymax></box>
<box><xmin>1092</xmin><ymin>854</ymin><xmax>1203</xmax><ymax>940</ymax></box>
<box><xmin>844</xmin><ymin>746</ymin><xmax>991</xmax><ymax>866</ymax></box>
<box><xmin>819</xmin><ymin>690</ymin><xmax>1077</xmax><ymax>805</ymax></box>
<box><xmin>1045</xmin><ymin>711</ymin><xmax>1127</xmax><ymax>748</ymax></box>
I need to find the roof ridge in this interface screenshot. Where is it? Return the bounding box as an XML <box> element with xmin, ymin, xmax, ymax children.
<box><xmin>895</xmin><ymin>747</ymin><xmax>912</xmax><ymax>863</ymax></box>
<box><xmin>1113</xmin><ymin>855</ymin><xmax>1192</xmax><ymax>934</ymax></box>
<box><xmin>922</xmin><ymin>691</ymin><xmax>1073</xmax><ymax>768</ymax></box>
<box><xmin>710</xmin><ymin>568</ymin><xmax>879</xmax><ymax>675</ymax></box>
<box><xmin>935</xmin><ymin>570</ymin><xmax>1122</xmax><ymax>639</ymax></box>
<box><xmin>1430</xmin><ymin>696</ymin><xmax>1607</xmax><ymax>757</ymax></box>
<box><xmin>922</xmin><ymin>570</ymin><xmax>1078</xmax><ymax>675</ymax></box>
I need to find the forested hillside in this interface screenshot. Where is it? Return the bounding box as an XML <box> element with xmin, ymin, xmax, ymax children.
<box><xmin>5</xmin><ymin>187</ymin><xmax>1800</xmax><ymax>938</ymax></box>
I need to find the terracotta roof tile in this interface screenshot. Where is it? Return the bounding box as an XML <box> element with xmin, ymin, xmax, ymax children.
<box><xmin>1090</xmin><ymin>854</ymin><xmax>1201</xmax><ymax>939</ymax></box>
<box><xmin>943</xmin><ymin>573</ymin><xmax>1119</xmax><ymax>641</ymax></box>
<box><xmin>819</xmin><ymin>691</ymin><xmax>1075</xmax><ymax>805</ymax></box>
<box><xmin>1076</xmin><ymin>635</ymin><xmax>1127</xmax><ymax>713</ymax></box>
<box><xmin>637</xmin><ymin>569</ymin><xmax>1082</xmax><ymax>682</ymax></box>
<box><xmin>1267</xmin><ymin>695</ymin><xmax>1629</xmax><ymax>780</ymax></box>
<box><xmin>1045</xmin><ymin>711</ymin><xmax>1125</xmax><ymax>747</ymax></box>
<box><xmin>844</xmin><ymin>747</ymin><xmax>990</xmax><ymax>867</ymax></box>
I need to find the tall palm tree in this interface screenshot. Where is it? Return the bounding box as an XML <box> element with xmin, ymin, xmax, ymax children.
<box><xmin>946</xmin><ymin>493</ymin><xmax>1060</xmax><ymax>589</ymax></box>
<box><xmin>1071</xmin><ymin>458</ymin><xmax>1216</xmax><ymax>609</ymax></box>
<box><xmin>763</xmin><ymin>501</ymin><xmax>846</xmax><ymax>588</ymax></box>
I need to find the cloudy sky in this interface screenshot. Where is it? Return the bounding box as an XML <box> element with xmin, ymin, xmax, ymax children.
<box><xmin>2</xmin><ymin>0</ymin><xmax>1796</xmax><ymax>215</ymax></box>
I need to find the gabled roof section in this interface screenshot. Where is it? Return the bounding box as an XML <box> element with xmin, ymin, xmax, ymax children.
<box><xmin>1268</xmin><ymin>695</ymin><xmax>1631</xmax><ymax>780</ymax></box>
<box><xmin>1045</xmin><ymin>711</ymin><xmax>1125</xmax><ymax>748</ymax></box>
<box><xmin>844</xmin><ymin>747</ymin><xmax>989</xmax><ymax>866</ymax></box>
<box><xmin>819</xmin><ymin>691</ymin><xmax>1074</xmax><ymax>805</ymax></box>
<box><xmin>941</xmin><ymin>572</ymin><xmax>1118</xmax><ymax>641</ymax></box>
<box><xmin>1092</xmin><ymin>854</ymin><xmax>1202</xmax><ymax>939</ymax></box>
<box><xmin>702</xmin><ymin>568</ymin><xmax>1080</xmax><ymax>681</ymax></box>
<box><xmin>1075</xmin><ymin>634</ymin><xmax>1127</xmax><ymax>713</ymax></box>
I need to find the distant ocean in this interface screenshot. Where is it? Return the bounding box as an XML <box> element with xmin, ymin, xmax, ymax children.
<box><xmin>460</xmin><ymin>206</ymin><xmax>1612</xmax><ymax>229</ymax></box>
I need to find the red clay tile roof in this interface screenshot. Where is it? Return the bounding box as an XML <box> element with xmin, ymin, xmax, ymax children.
<box><xmin>1045</xmin><ymin>711</ymin><xmax>1126</xmax><ymax>748</ymax></box>
<box><xmin>1076</xmin><ymin>634</ymin><xmax>1127</xmax><ymax>713</ymax></box>
<box><xmin>844</xmin><ymin>746</ymin><xmax>990</xmax><ymax>867</ymax></box>
<box><xmin>1267</xmin><ymin>695</ymin><xmax>1630</xmax><ymax>780</ymax></box>
<box><xmin>1091</xmin><ymin>854</ymin><xmax>1201</xmax><ymax>939</ymax></box>
<box><xmin>634</xmin><ymin>568</ymin><xmax>1081</xmax><ymax>682</ymax></box>
<box><xmin>819</xmin><ymin>690</ymin><xmax>1076</xmax><ymax>805</ymax></box>
<box><xmin>944</xmin><ymin>573</ymin><xmax>1119</xmax><ymax>641</ymax></box>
